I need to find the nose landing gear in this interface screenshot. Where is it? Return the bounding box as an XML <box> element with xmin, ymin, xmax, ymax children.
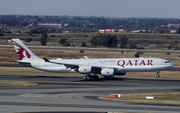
<box><xmin>156</xmin><ymin>71</ymin><xmax>160</xmax><ymax>78</ymax></box>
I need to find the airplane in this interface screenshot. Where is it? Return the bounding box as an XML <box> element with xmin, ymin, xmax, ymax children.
<box><xmin>12</xmin><ymin>38</ymin><xmax>174</xmax><ymax>80</ymax></box>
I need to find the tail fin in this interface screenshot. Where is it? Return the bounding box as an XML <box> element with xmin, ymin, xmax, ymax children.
<box><xmin>12</xmin><ymin>38</ymin><xmax>40</xmax><ymax>61</ymax></box>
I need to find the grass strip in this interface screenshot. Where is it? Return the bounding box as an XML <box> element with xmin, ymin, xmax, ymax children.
<box><xmin>0</xmin><ymin>67</ymin><xmax>180</xmax><ymax>78</ymax></box>
<box><xmin>98</xmin><ymin>92</ymin><xmax>180</xmax><ymax>105</ymax></box>
<box><xmin>0</xmin><ymin>67</ymin><xmax>84</xmax><ymax>76</ymax></box>
<box><xmin>0</xmin><ymin>81</ymin><xmax>38</xmax><ymax>87</ymax></box>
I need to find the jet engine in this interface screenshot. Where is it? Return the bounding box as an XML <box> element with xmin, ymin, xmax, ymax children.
<box><xmin>78</xmin><ymin>66</ymin><xmax>92</xmax><ymax>74</ymax></box>
<box><xmin>101</xmin><ymin>68</ymin><xmax>115</xmax><ymax>76</ymax></box>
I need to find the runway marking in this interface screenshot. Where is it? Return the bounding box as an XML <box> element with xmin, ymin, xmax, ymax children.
<box><xmin>45</xmin><ymin>94</ymin><xmax>51</xmax><ymax>98</ymax></box>
<box><xmin>44</xmin><ymin>93</ymin><xmax>102</xmax><ymax>104</ymax></box>
<box><xmin>141</xmin><ymin>105</ymin><xmax>151</xmax><ymax>113</ymax></box>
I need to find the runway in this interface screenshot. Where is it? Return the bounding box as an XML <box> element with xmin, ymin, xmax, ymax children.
<box><xmin>0</xmin><ymin>75</ymin><xmax>180</xmax><ymax>113</ymax></box>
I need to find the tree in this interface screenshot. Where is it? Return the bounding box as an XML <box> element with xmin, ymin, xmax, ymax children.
<box><xmin>80</xmin><ymin>50</ymin><xmax>84</xmax><ymax>53</ymax></box>
<box><xmin>168</xmin><ymin>45</ymin><xmax>172</xmax><ymax>50</ymax></box>
<box><xmin>119</xmin><ymin>35</ymin><xmax>128</xmax><ymax>48</ymax></box>
<box><xmin>134</xmin><ymin>52</ymin><xmax>140</xmax><ymax>58</ymax></box>
<box><xmin>40</xmin><ymin>31</ymin><xmax>47</xmax><ymax>45</ymax></box>
<box><xmin>102</xmin><ymin>35</ymin><xmax>111</xmax><ymax>47</ymax></box>
<box><xmin>128</xmin><ymin>40</ymin><xmax>137</xmax><ymax>49</ymax></box>
<box><xmin>166</xmin><ymin>52</ymin><xmax>171</xmax><ymax>55</ymax></box>
<box><xmin>134</xmin><ymin>51</ymin><xmax>144</xmax><ymax>57</ymax></box>
<box><xmin>59</xmin><ymin>38</ymin><xmax>66</xmax><ymax>44</ymax></box>
<box><xmin>25</xmin><ymin>38</ymin><xmax>32</xmax><ymax>42</ymax></box>
<box><xmin>81</xmin><ymin>42</ymin><xmax>86</xmax><ymax>47</ymax></box>
<box><xmin>30</xmin><ymin>30</ymin><xmax>40</xmax><ymax>34</ymax></box>
<box><xmin>111</xmin><ymin>35</ymin><xmax>118</xmax><ymax>47</ymax></box>
<box><xmin>90</xmin><ymin>36</ymin><xmax>98</xmax><ymax>46</ymax></box>
<box><xmin>62</xmin><ymin>42</ymin><xmax>70</xmax><ymax>47</ymax></box>
<box><xmin>90</xmin><ymin>34</ymin><xmax>118</xmax><ymax>47</ymax></box>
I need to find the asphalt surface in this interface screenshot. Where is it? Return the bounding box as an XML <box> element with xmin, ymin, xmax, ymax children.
<box><xmin>0</xmin><ymin>74</ymin><xmax>180</xmax><ymax>113</ymax></box>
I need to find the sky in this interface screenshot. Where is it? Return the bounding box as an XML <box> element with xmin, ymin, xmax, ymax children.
<box><xmin>0</xmin><ymin>0</ymin><xmax>180</xmax><ymax>18</ymax></box>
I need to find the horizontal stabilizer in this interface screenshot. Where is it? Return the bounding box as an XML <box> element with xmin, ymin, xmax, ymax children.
<box><xmin>43</xmin><ymin>58</ymin><xmax>50</xmax><ymax>62</ymax></box>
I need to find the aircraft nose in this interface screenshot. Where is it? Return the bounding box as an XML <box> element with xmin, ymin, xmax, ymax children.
<box><xmin>170</xmin><ymin>63</ymin><xmax>174</xmax><ymax>67</ymax></box>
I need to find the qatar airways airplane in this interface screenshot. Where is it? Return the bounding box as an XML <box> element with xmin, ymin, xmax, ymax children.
<box><xmin>12</xmin><ymin>38</ymin><xmax>174</xmax><ymax>80</ymax></box>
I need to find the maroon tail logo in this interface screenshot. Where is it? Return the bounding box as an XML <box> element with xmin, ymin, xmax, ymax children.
<box><xmin>12</xmin><ymin>41</ymin><xmax>31</xmax><ymax>60</ymax></box>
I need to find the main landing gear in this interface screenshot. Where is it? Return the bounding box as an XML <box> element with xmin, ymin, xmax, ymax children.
<box><xmin>83</xmin><ymin>74</ymin><xmax>99</xmax><ymax>80</ymax></box>
<box><xmin>156</xmin><ymin>71</ymin><xmax>160</xmax><ymax>78</ymax></box>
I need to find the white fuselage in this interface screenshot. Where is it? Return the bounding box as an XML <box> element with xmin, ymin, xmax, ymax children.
<box><xmin>29</xmin><ymin>58</ymin><xmax>174</xmax><ymax>74</ymax></box>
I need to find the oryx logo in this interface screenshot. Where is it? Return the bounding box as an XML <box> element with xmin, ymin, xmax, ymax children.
<box><xmin>12</xmin><ymin>41</ymin><xmax>31</xmax><ymax>60</ymax></box>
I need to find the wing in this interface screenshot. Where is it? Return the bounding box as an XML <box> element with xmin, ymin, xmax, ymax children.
<box><xmin>43</xmin><ymin>58</ymin><xmax>111</xmax><ymax>73</ymax></box>
<box><xmin>43</xmin><ymin>58</ymin><xmax>79</xmax><ymax>69</ymax></box>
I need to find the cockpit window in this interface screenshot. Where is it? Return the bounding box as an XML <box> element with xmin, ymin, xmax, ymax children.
<box><xmin>165</xmin><ymin>61</ymin><xmax>170</xmax><ymax>63</ymax></box>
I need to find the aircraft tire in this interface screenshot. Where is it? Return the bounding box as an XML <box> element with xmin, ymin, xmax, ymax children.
<box><xmin>83</xmin><ymin>76</ymin><xmax>89</xmax><ymax>80</ymax></box>
<box><xmin>156</xmin><ymin>75</ymin><xmax>160</xmax><ymax>78</ymax></box>
<box><xmin>90</xmin><ymin>76</ymin><xmax>95</xmax><ymax>80</ymax></box>
<box><xmin>89</xmin><ymin>76</ymin><xmax>98</xmax><ymax>81</ymax></box>
<box><xmin>83</xmin><ymin>76</ymin><xmax>86</xmax><ymax>80</ymax></box>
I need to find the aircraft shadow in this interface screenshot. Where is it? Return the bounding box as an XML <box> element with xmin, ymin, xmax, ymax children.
<box><xmin>20</xmin><ymin>75</ymin><xmax>64</xmax><ymax>78</ymax></box>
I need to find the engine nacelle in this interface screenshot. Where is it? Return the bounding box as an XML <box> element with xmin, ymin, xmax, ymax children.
<box><xmin>101</xmin><ymin>68</ymin><xmax>115</xmax><ymax>76</ymax></box>
<box><xmin>78</xmin><ymin>66</ymin><xmax>92</xmax><ymax>74</ymax></box>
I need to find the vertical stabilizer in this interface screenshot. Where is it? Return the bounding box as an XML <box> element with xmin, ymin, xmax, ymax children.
<box><xmin>12</xmin><ymin>38</ymin><xmax>40</xmax><ymax>61</ymax></box>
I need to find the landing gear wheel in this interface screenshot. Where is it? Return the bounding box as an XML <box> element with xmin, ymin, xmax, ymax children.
<box><xmin>83</xmin><ymin>74</ymin><xmax>99</xmax><ymax>80</ymax></box>
<box><xmin>91</xmin><ymin>75</ymin><xmax>98</xmax><ymax>80</ymax></box>
<box><xmin>156</xmin><ymin>71</ymin><xmax>160</xmax><ymax>78</ymax></box>
<box><xmin>90</xmin><ymin>76</ymin><xmax>94</xmax><ymax>80</ymax></box>
<box><xmin>156</xmin><ymin>75</ymin><xmax>160</xmax><ymax>78</ymax></box>
<box><xmin>90</xmin><ymin>75</ymin><xmax>98</xmax><ymax>81</ymax></box>
<box><xmin>83</xmin><ymin>76</ymin><xmax>88</xmax><ymax>80</ymax></box>
<box><xmin>83</xmin><ymin>75</ymin><xmax>90</xmax><ymax>80</ymax></box>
